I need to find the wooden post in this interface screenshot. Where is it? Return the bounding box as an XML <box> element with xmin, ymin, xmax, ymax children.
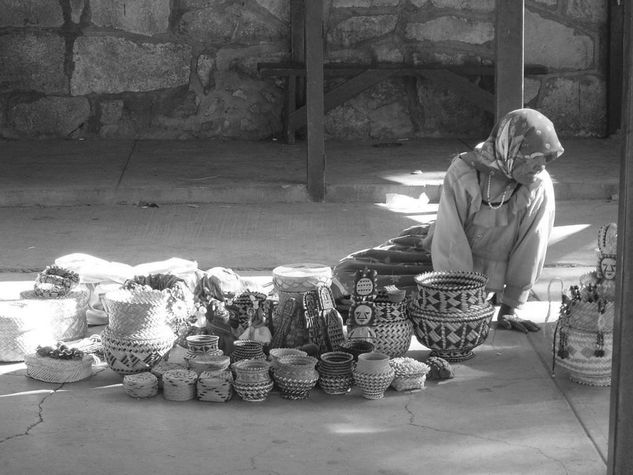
<box><xmin>608</xmin><ymin>2</ymin><xmax>633</xmax><ymax>473</ymax></box>
<box><xmin>495</xmin><ymin>0</ymin><xmax>524</xmax><ymax>121</ymax></box>
<box><xmin>304</xmin><ymin>0</ymin><xmax>325</xmax><ymax>202</ymax></box>
<box><xmin>285</xmin><ymin>0</ymin><xmax>305</xmax><ymax>144</ymax></box>
<box><xmin>607</xmin><ymin>0</ymin><xmax>624</xmax><ymax>136</ymax></box>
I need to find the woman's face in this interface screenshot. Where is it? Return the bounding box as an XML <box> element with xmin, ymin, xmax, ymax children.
<box><xmin>511</xmin><ymin>153</ymin><xmax>556</xmax><ymax>185</ymax></box>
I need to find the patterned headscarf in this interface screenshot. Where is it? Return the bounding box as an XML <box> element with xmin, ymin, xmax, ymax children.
<box><xmin>470</xmin><ymin>108</ymin><xmax>564</xmax><ymax>179</ymax></box>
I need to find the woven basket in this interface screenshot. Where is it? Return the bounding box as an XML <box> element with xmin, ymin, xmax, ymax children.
<box><xmin>391</xmin><ymin>374</ymin><xmax>426</xmax><ymax>392</ymax></box>
<box><xmin>0</xmin><ymin>286</ymin><xmax>89</xmax><ymax>362</ymax></box>
<box><xmin>318</xmin><ymin>375</ymin><xmax>353</xmax><ymax>395</ymax></box>
<box><xmin>409</xmin><ymin>299</ymin><xmax>494</xmax><ymax>362</ymax></box>
<box><xmin>554</xmin><ymin>325</ymin><xmax>613</xmax><ymax>387</ymax></box>
<box><xmin>565</xmin><ymin>300</ymin><xmax>614</xmax><ymax>333</ymax></box>
<box><xmin>339</xmin><ymin>339</ymin><xmax>375</xmax><ymax>361</ymax></box>
<box><xmin>272</xmin><ymin>263</ymin><xmax>333</xmax><ymax>293</ymax></box>
<box><xmin>197</xmin><ymin>370</ymin><xmax>234</xmax><ymax>402</ymax></box>
<box><xmin>150</xmin><ymin>361</ymin><xmax>184</xmax><ymax>388</ymax></box>
<box><xmin>101</xmin><ymin>325</ymin><xmax>175</xmax><ymax>375</ymax></box>
<box><xmin>414</xmin><ymin>271</ymin><xmax>488</xmax><ymax>313</ymax></box>
<box><xmin>352</xmin><ymin>368</ymin><xmax>395</xmax><ymax>400</ymax></box>
<box><xmin>123</xmin><ymin>372</ymin><xmax>159</xmax><ymax>398</ymax></box>
<box><xmin>231</xmin><ymin>340</ymin><xmax>266</xmax><ymax>363</ymax></box>
<box><xmin>274</xmin><ymin>373</ymin><xmax>319</xmax><ymax>400</ymax></box>
<box><xmin>372</xmin><ymin>292</ymin><xmax>413</xmax><ymax>358</ymax></box>
<box><xmin>233</xmin><ymin>380</ymin><xmax>274</xmax><ymax>402</ymax></box>
<box><xmin>162</xmin><ymin>369</ymin><xmax>198</xmax><ymax>401</ymax></box>
<box><xmin>24</xmin><ymin>353</ymin><xmax>94</xmax><ymax>383</ymax></box>
<box><xmin>102</xmin><ymin>289</ymin><xmax>170</xmax><ymax>338</ymax></box>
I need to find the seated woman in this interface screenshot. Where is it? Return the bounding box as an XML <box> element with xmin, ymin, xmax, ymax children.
<box><xmin>333</xmin><ymin>108</ymin><xmax>565</xmax><ymax>333</ymax></box>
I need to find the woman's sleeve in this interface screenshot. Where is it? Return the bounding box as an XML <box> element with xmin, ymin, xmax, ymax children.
<box><xmin>430</xmin><ymin>164</ymin><xmax>474</xmax><ymax>272</ymax></box>
<box><xmin>502</xmin><ymin>175</ymin><xmax>556</xmax><ymax>309</ymax></box>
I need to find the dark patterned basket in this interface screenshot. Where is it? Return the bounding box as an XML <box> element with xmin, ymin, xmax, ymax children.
<box><xmin>408</xmin><ymin>299</ymin><xmax>494</xmax><ymax>362</ymax></box>
<box><xmin>372</xmin><ymin>291</ymin><xmax>413</xmax><ymax>358</ymax></box>
<box><xmin>414</xmin><ymin>271</ymin><xmax>488</xmax><ymax>313</ymax></box>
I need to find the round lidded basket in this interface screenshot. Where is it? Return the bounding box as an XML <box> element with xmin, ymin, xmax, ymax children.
<box><xmin>25</xmin><ymin>353</ymin><xmax>95</xmax><ymax>383</ymax></box>
<box><xmin>197</xmin><ymin>370</ymin><xmax>234</xmax><ymax>402</ymax></box>
<box><xmin>151</xmin><ymin>361</ymin><xmax>185</xmax><ymax>388</ymax></box>
<box><xmin>162</xmin><ymin>369</ymin><xmax>198</xmax><ymax>401</ymax></box>
<box><xmin>123</xmin><ymin>372</ymin><xmax>159</xmax><ymax>398</ymax></box>
<box><xmin>408</xmin><ymin>298</ymin><xmax>494</xmax><ymax>362</ymax></box>
<box><xmin>414</xmin><ymin>271</ymin><xmax>488</xmax><ymax>313</ymax></box>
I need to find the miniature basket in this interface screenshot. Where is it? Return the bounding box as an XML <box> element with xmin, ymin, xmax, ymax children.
<box><xmin>123</xmin><ymin>372</ymin><xmax>159</xmax><ymax>398</ymax></box>
<box><xmin>389</xmin><ymin>357</ymin><xmax>430</xmax><ymax>391</ymax></box>
<box><xmin>372</xmin><ymin>291</ymin><xmax>413</xmax><ymax>358</ymax></box>
<box><xmin>101</xmin><ymin>325</ymin><xmax>175</xmax><ymax>375</ymax></box>
<box><xmin>33</xmin><ymin>266</ymin><xmax>80</xmax><ymax>298</ymax></box>
<box><xmin>230</xmin><ymin>339</ymin><xmax>266</xmax><ymax>363</ymax></box>
<box><xmin>318</xmin><ymin>375</ymin><xmax>353</xmax><ymax>395</ymax></box>
<box><xmin>162</xmin><ymin>369</ymin><xmax>198</xmax><ymax>401</ymax></box>
<box><xmin>24</xmin><ymin>353</ymin><xmax>94</xmax><ymax>383</ymax></box>
<box><xmin>102</xmin><ymin>289</ymin><xmax>170</xmax><ymax>338</ymax></box>
<box><xmin>150</xmin><ymin>361</ymin><xmax>185</xmax><ymax>388</ymax></box>
<box><xmin>352</xmin><ymin>368</ymin><xmax>395</xmax><ymax>400</ymax></box>
<box><xmin>197</xmin><ymin>370</ymin><xmax>234</xmax><ymax>402</ymax></box>
<box><xmin>339</xmin><ymin>339</ymin><xmax>375</xmax><ymax>361</ymax></box>
<box><xmin>414</xmin><ymin>271</ymin><xmax>488</xmax><ymax>313</ymax></box>
<box><xmin>409</xmin><ymin>299</ymin><xmax>494</xmax><ymax>362</ymax></box>
<box><xmin>233</xmin><ymin>380</ymin><xmax>274</xmax><ymax>402</ymax></box>
<box><xmin>274</xmin><ymin>373</ymin><xmax>319</xmax><ymax>400</ymax></box>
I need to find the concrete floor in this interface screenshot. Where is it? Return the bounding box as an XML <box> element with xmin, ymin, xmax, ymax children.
<box><xmin>0</xmin><ymin>137</ymin><xmax>621</xmax><ymax>474</ymax></box>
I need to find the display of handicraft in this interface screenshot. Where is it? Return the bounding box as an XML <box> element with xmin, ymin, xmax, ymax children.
<box><xmin>408</xmin><ymin>271</ymin><xmax>494</xmax><ymax>362</ymax></box>
<box><xmin>371</xmin><ymin>287</ymin><xmax>413</xmax><ymax>358</ymax></box>
<box><xmin>347</xmin><ymin>268</ymin><xmax>378</xmax><ymax>341</ymax></box>
<box><xmin>550</xmin><ymin>223</ymin><xmax>616</xmax><ymax>386</ymax></box>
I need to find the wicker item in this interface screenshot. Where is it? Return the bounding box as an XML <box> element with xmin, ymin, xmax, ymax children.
<box><xmin>555</xmin><ymin>326</ymin><xmax>612</xmax><ymax>386</ymax></box>
<box><xmin>409</xmin><ymin>298</ymin><xmax>494</xmax><ymax>362</ymax></box>
<box><xmin>564</xmin><ymin>300</ymin><xmax>614</xmax><ymax>333</ymax></box>
<box><xmin>162</xmin><ymin>369</ymin><xmax>198</xmax><ymax>401</ymax></box>
<box><xmin>274</xmin><ymin>355</ymin><xmax>319</xmax><ymax>380</ymax></box>
<box><xmin>151</xmin><ymin>361</ymin><xmax>185</xmax><ymax>388</ymax></box>
<box><xmin>372</xmin><ymin>291</ymin><xmax>413</xmax><ymax>358</ymax></box>
<box><xmin>24</xmin><ymin>353</ymin><xmax>94</xmax><ymax>383</ymax></box>
<box><xmin>352</xmin><ymin>368</ymin><xmax>395</xmax><ymax>400</ymax></box>
<box><xmin>233</xmin><ymin>380</ymin><xmax>274</xmax><ymax>402</ymax></box>
<box><xmin>231</xmin><ymin>340</ymin><xmax>266</xmax><ymax>363</ymax></box>
<box><xmin>272</xmin><ymin>263</ymin><xmax>333</xmax><ymax>293</ymax></box>
<box><xmin>274</xmin><ymin>373</ymin><xmax>319</xmax><ymax>400</ymax></box>
<box><xmin>102</xmin><ymin>289</ymin><xmax>170</xmax><ymax>338</ymax></box>
<box><xmin>101</xmin><ymin>325</ymin><xmax>175</xmax><ymax>375</ymax></box>
<box><xmin>197</xmin><ymin>370</ymin><xmax>234</xmax><ymax>402</ymax></box>
<box><xmin>318</xmin><ymin>351</ymin><xmax>354</xmax><ymax>394</ymax></box>
<box><xmin>123</xmin><ymin>372</ymin><xmax>159</xmax><ymax>398</ymax></box>
<box><xmin>339</xmin><ymin>339</ymin><xmax>375</xmax><ymax>361</ymax></box>
<box><xmin>319</xmin><ymin>375</ymin><xmax>354</xmax><ymax>395</ymax></box>
<box><xmin>389</xmin><ymin>357</ymin><xmax>430</xmax><ymax>392</ymax></box>
<box><xmin>0</xmin><ymin>285</ymin><xmax>89</xmax><ymax>362</ymax></box>
<box><xmin>414</xmin><ymin>271</ymin><xmax>488</xmax><ymax>313</ymax></box>
<box><xmin>34</xmin><ymin>266</ymin><xmax>80</xmax><ymax>298</ymax></box>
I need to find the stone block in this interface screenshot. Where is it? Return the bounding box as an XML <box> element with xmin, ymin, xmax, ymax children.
<box><xmin>177</xmin><ymin>4</ymin><xmax>286</xmax><ymax>43</ymax></box>
<box><xmin>255</xmin><ymin>0</ymin><xmax>289</xmax><ymax>22</ymax></box>
<box><xmin>539</xmin><ymin>75</ymin><xmax>606</xmax><ymax>136</ymax></box>
<box><xmin>525</xmin><ymin>10</ymin><xmax>594</xmax><ymax>69</ymax></box>
<box><xmin>0</xmin><ymin>32</ymin><xmax>67</xmax><ymax>94</ymax></box>
<box><xmin>410</xmin><ymin>0</ymin><xmax>429</xmax><ymax>7</ymax></box>
<box><xmin>328</xmin><ymin>15</ymin><xmax>399</xmax><ymax>47</ymax></box>
<box><xmin>8</xmin><ymin>96</ymin><xmax>90</xmax><ymax>137</ymax></box>
<box><xmin>70</xmin><ymin>0</ymin><xmax>85</xmax><ymax>23</ymax></box>
<box><xmin>369</xmin><ymin>102</ymin><xmax>414</xmax><ymax>138</ymax></box>
<box><xmin>524</xmin><ymin>77</ymin><xmax>541</xmax><ymax>104</ymax></box>
<box><xmin>100</xmin><ymin>100</ymin><xmax>124</xmax><ymax>124</ymax></box>
<box><xmin>0</xmin><ymin>0</ymin><xmax>64</xmax><ymax>27</ymax></box>
<box><xmin>91</xmin><ymin>0</ymin><xmax>170</xmax><ymax>35</ymax></box>
<box><xmin>533</xmin><ymin>0</ymin><xmax>557</xmax><ymax>6</ymax></box>
<box><xmin>565</xmin><ymin>0</ymin><xmax>607</xmax><ymax>24</ymax></box>
<box><xmin>405</xmin><ymin>17</ymin><xmax>494</xmax><ymax>45</ymax></box>
<box><xmin>372</xmin><ymin>43</ymin><xmax>404</xmax><ymax>63</ymax></box>
<box><xmin>334</xmin><ymin>0</ymin><xmax>400</xmax><ymax>6</ymax></box>
<box><xmin>215</xmin><ymin>43</ymin><xmax>288</xmax><ymax>75</ymax></box>
<box><xmin>197</xmin><ymin>54</ymin><xmax>215</xmax><ymax>89</ymax></box>
<box><xmin>430</xmin><ymin>0</ymin><xmax>495</xmax><ymax>11</ymax></box>
<box><xmin>71</xmin><ymin>36</ymin><xmax>191</xmax><ymax>95</ymax></box>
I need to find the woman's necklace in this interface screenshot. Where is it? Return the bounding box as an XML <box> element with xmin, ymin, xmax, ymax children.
<box><xmin>486</xmin><ymin>172</ymin><xmax>508</xmax><ymax>210</ymax></box>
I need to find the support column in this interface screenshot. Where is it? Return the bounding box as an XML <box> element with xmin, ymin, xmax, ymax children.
<box><xmin>495</xmin><ymin>0</ymin><xmax>524</xmax><ymax>121</ymax></box>
<box><xmin>304</xmin><ymin>0</ymin><xmax>325</xmax><ymax>202</ymax></box>
<box><xmin>608</xmin><ymin>2</ymin><xmax>633</xmax><ymax>473</ymax></box>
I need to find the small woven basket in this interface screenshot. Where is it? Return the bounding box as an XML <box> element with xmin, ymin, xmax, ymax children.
<box><xmin>274</xmin><ymin>373</ymin><xmax>319</xmax><ymax>400</ymax></box>
<box><xmin>409</xmin><ymin>299</ymin><xmax>494</xmax><ymax>362</ymax></box>
<box><xmin>389</xmin><ymin>357</ymin><xmax>430</xmax><ymax>391</ymax></box>
<box><xmin>197</xmin><ymin>370</ymin><xmax>234</xmax><ymax>402</ymax></box>
<box><xmin>123</xmin><ymin>372</ymin><xmax>159</xmax><ymax>398</ymax></box>
<box><xmin>25</xmin><ymin>353</ymin><xmax>94</xmax><ymax>383</ymax></box>
<box><xmin>233</xmin><ymin>380</ymin><xmax>274</xmax><ymax>402</ymax></box>
<box><xmin>151</xmin><ymin>361</ymin><xmax>185</xmax><ymax>388</ymax></box>
<box><xmin>352</xmin><ymin>368</ymin><xmax>395</xmax><ymax>400</ymax></box>
<box><xmin>318</xmin><ymin>375</ymin><xmax>353</xmax><ymax>395</ymax></box>
<box><xmin>372</xmin><ymin>291</ymin><xmax>413</xmax><ymax>358</ymax></box>
<box><xmin>162</xmin><ymin>369</ymin><xmax>198</xmax><ymax>401</ymax></box>
<box><xmin>414</xmin><ymin>271</ymin><xmax>488</xmax><ymax>313</ymax></box>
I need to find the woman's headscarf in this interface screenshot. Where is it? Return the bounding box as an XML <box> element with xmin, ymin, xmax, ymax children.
<box><xmin>469</xmin><ymin>108</ymin><xmax>564</xmax><ymax>179</ymax></box>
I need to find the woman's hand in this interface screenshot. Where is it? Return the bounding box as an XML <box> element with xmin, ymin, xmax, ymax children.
<box><xmin>496</xmin><ymin>304</ymin><xmax>540</xmax><ymax>333</ymax></box>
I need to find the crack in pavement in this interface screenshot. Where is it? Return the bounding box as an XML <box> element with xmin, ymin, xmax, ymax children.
<box><xmin>403</xmin><ymin>395</ymin><xmax>571</xmax><ymax>474</ymax></box>
<box><xmin>0</xmin><ymin>383</ymin><xmax>63</xmax><ymax>445</ymax></box>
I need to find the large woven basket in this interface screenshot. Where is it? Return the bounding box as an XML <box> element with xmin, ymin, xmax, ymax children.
<box><xmin>272</xmin><ymin>263</ymin><xmax>332</xmax><ymax>293</ymax></box>
<box><xmin>102</xmin><ymin>289</ymin><xmax>170</xmax><ymax>338</ymax></box>
<box><xmin>554</xmin><ymin>324</ymin><xmax>613</xmax><ymax>386</ymax></box>
<box><xmin>101</xmin><ymin>325</ymin><xmax>175</xmax><ymax>375</ymax></box>
<box><xmin>414</xmin><ymin>271</ymin><xmax>488</xmax><ymax>313</ymax></box>
<box><xmin>0</xmin><ymin>286</ymin><xmax>89</xmax><ymax>362</ymax></box>
<box><xmin>409</xmin><ymin>299</ymin><xmax>494</xmax><ymax>362</ymax></box>
<box><xmin>25</xmin><ymin>353</ymin><xmax>95</xmax><ymax>383</ymax></box>
<box><xmin>372</xmin><ymin>291</ymin><xmax>413</xmax><ymax>358</ymax></box>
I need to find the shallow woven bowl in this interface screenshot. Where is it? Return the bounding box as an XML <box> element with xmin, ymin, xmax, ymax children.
<box><xmin>414</xmin><ymin>271</ymin><xmax>488</xmax><ymax>313</ymax></box>
<box><xmin>408</xmin><ymin>300</ymin><xmax>494</xmax><ymax>362</ymax></box>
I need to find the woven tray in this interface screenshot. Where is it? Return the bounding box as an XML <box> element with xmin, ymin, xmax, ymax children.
<box><xmin>414</xmin><ymin>271</ymin><xmax>488</xmax><ymax>313</ymax></box>
<box><xmin>25</xmin><ymin>353</ymin><xmax>95</xmax><ymax>383</ymax></box>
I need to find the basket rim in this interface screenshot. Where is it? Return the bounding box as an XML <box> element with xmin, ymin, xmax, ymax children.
<box><xmin>414</xmin><ymin>271</ymin><xmax>488</xmax><ymax>290</ymax></box>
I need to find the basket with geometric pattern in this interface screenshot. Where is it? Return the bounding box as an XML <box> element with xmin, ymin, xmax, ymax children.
<box><xmin>554</xmin><ymin>325</ymin><xmax>612</xmax><ymax>386</ymax></box>
<box><xmin>408</xmin><ymin>298</ymin><xmax>494</xmax><ymax>362</ymax></box>
<box><xmin>123</xmin><ymin>372</ymin><xmax>159</xmax><ymax>398</ymax></box>
<box><xmin>372</xmin><ymin>290</ymin><xmax>413</xmax><ymax>358</ymax></box>
<box><xmin>414</xmin><ymin>271</ymin><xmax>488</xmax><ymax>313</ymax></box>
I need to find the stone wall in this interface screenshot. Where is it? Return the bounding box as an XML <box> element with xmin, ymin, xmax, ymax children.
<box><xmin>0</xmin><ymin>0</ymin><xmax>608</xmax><ymax>140</ymax></box>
